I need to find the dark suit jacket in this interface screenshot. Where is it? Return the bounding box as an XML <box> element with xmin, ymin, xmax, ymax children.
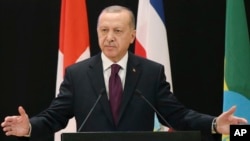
<box><xmin>29</xmin><ymin>52</ymin><xmax>215</xmax><ymax>140</ymax></box>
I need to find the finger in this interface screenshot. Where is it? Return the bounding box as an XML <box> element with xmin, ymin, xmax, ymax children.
<box><xmin>3</xmin><ymin>116</ymin><xmax>14</xmax><ymax>122</ymax></box>
<box><xmin>2</xmin><ymin>126</ymin><xmax>11</xmax><ymax>132</ymax></box>
<box><xmin>5</xmin><ymin>131</ymin><xmax>12</xmax><ymax>136</ymax></box>
<box><xmin>1</xmin><ymin>121</ymin><xmax>7</xmax><ymax>127</ymax></box>
<box><xmin>2</xmin><ymin>126</ymin><xmax>15</xmax><ymax>136</ymax></box>
<box><xmin>235</xmin><ymin>117</ymin><xmax>248</xmax><ymax>124</ymax></box>
<box><xmin>5</xmin><ymin>130</ymin><xmax>15</xmax><ymax>136</ymax></box>
<box><xmin>2</xmin><ymin>116</ymin><xmax>17</xmax><ymax>126</ymax></box>
<box><xmin>18</xmin><ymin>106</ymin><xmax>27</xmax><ymax>117</ymax></box>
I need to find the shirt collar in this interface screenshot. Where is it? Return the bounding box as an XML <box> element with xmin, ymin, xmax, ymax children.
<box><xmin>101</xmin><ymin>52</ymin><xmax>128</xmax><ymax>71</ymax></box>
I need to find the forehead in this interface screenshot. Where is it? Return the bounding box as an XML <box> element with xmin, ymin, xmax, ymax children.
<box><xmin>98</xmin><ymin>11</ymin><xmax>131</xmax><ymax>28</ymax></box>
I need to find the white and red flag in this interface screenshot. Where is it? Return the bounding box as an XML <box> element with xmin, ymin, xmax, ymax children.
<box><xmin>135</xmin><ymin>0</ymin><xmax>173</xmax><ymax>131</ymax></box>
<box><xmin>55</xmin><ymin>0</ymin><xmax>90</xmax><ymax>140</ymax></box>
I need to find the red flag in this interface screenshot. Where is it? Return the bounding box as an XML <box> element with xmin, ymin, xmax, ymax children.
<box><xmin>55</xmin><ymin>0</ymin><xmax>90</xmax><ymax>140</ymax></box>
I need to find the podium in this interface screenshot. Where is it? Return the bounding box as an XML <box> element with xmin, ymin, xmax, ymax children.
<box><xmin>61</xmin><ymin>131</ymin><xmax>201</xmax><ymax>141</ymax></box>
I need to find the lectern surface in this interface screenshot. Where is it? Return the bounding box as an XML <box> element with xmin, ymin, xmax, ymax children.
<box><xmin>61</xmin><ymin>131</ymin><xmax>201</xmax><ymax>141</ymax></box>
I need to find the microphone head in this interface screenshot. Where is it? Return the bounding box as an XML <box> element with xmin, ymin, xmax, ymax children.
<box><xmin>135</xmin><ymin>89</ymin><xmax>142</xmax><ymax>96</ymax></box>
<box><xmin>99</xmin><ymin>88</ymin><xmax>106</xmax><ymax>95</ymax></box>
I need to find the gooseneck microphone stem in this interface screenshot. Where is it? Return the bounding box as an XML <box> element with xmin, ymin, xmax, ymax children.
<box><xmin>77</xmin><ymin>89</ymin><xmax>105</xmax><ymax>132</ymax></box>
<box><xmin>135</xmin><ymin>89</ymin><xmax>174</xmax><ymax>130</ymax></box>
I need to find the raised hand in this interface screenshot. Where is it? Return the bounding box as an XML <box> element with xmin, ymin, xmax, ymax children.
<box><xmin>216</xmin><ymin>105</ymin><xmax>248</xmax><ymax>134</ymax></box>
<box><xmin>1</xmin><ymin>106</ymin><xmax>30</xmax><ymax>137</ymax></box>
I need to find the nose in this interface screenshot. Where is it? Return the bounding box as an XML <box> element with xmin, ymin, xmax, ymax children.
<box><xmin>106</xmin><ymin>32</ymin><xmax>114</xmax><ymax>42</ymax></box>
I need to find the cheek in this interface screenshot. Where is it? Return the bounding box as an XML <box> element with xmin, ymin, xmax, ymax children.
<box><xmin>120</xmin><ymin>37</ymin><xmax>133</xmax><ymax>46</ymax></box>
<box><xmin>98</xmin><ymin>36</ymin><xmax>105</xmax><ymax>45</ymax></box>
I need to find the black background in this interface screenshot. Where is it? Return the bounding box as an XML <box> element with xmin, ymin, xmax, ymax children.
<box><xmin>1</xmin><ymin>0</ymin><xmax>249</xmax><ymax>141</ymax></box>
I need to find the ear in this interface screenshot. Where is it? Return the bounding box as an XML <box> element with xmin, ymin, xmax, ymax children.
<box><xmin>130</xmin><ymin>29</ymin><xmax>136</xmax><ymax>43</ymax></box>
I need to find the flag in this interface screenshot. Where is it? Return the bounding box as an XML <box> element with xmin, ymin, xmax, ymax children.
<box><xmin>223</xmin><ymin>0</ymin><xmax>250</xmax><ymax>140</ymax></box>
<box><xmin>135</xmin><ymin>0</ymin><xmax>172</xmax><ymax>131</ymax></box>
<box><xmin>55</xmin><ymin>0</ymin><xmax>90</xmax><ymax>140</ymax></box>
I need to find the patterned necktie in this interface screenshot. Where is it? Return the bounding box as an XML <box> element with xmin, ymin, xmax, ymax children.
<box><xmin>109</xmin><ymin>64</ymin><xmax>122</xmax><ymax>125</ymax></box>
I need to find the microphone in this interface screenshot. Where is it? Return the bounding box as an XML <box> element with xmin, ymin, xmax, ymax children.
<box><xmin>77</xmin><ymin>88</ymin><xmax>105</xmax><ymax>132</ymax></box>
<box><xmin>135</xmin><ymin>89</ymin><xmax>175</xmax><ymax>131</ymax></box>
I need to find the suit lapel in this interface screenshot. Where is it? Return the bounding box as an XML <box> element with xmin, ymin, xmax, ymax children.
<box><xmin>87</xmin><ymin>53</ymin><xmax>142</xmax><ymax>127</ymax></box>
<box><xmin>118</xmin><ymin>53</ymin><xmax>141</xmax><ymax>125</ymax></box>
<box><xmin>87</xmin><ymin>54</ymin><xmax>114</xmax><ymax>126</ymax></box>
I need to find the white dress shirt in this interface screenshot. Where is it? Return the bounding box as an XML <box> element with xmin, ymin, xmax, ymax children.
<box><xmin>101</xmin><ymin>52</ymin><xmax>128</xmax><ymax>99</ymax></box>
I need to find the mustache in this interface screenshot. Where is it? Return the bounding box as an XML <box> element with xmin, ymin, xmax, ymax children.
<box><xmin>104</xmin><ymin>43</ymin><xmax>116</xmax><ymax>47</ymax></box>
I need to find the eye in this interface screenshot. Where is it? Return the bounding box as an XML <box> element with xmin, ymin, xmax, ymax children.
<box><xmin>100</xmin><ymin>28</ymin><xmax>108</xmax><ymax>33</ymax></box>
<box><xmin>115</xmin><ymin>29</ymin><xmax>122</xmax><ymax>34</ymax></box>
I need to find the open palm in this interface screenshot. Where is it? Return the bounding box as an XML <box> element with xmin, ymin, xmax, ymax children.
<box><xmin>1</xmin><ymin>106</ymin><xmax>30</xmax><ymax>136</ymax></box>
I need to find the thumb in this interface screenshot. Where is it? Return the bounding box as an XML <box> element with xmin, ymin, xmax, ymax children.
<box><xmin>18</xmin><ymin>106</ymin><xmax>27</xmax><ymax>117</ymax></box>
<box><xmin>224</xmin><ymin>105</ymin><xmax>236</xmax><ymax>116</ymax></box>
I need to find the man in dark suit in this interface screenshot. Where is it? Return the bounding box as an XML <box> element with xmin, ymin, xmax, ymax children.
<box><xmin>1</xmin><ymin>5</ymin><xmax>248</xmax><ymax>141</ymax></box>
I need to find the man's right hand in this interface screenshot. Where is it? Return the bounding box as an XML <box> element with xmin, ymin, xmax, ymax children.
<box><xmin>1</xmin><ymin>106</ymin><xmax>30</xmax><ymax>137</ymax></box>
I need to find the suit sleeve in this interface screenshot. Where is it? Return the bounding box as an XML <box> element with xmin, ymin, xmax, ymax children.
<box><xmin>155</xmin><ymin>65</ymin><xmax>215</xmax><ymax>133</ymax></box>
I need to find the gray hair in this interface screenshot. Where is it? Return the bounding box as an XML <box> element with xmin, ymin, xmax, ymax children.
<box><xmin>98</xmin><ymin>5</ymin><xmax>135</xmax><ymax>29</ymax></box>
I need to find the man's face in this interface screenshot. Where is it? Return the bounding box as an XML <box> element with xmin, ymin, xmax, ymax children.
<box><xmin>97</xmin><ymin>11</ymin><xmax>136</xmax><ymax>62</ymax></box>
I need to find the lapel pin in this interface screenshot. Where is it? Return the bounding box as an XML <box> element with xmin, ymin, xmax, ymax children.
<box><xmin>132</xmin><ymin>68</ymin><xmax>136</xmax><ymax>72</ymax></box>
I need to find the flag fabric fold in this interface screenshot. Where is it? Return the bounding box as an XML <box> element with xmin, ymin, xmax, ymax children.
<box><xmin>135</xmin><ymin>0</ymin><xmax>172</xmax><ymax>131</ymax></box>
<box><xmin>55</xmin><ymin>0</ymin><xmax>90</xmax><ymax>140</ymax></box>
<box><xmin>223</xmin><ymin>0</ymin><xmax>250</xmax><ymax>140</ymax></box>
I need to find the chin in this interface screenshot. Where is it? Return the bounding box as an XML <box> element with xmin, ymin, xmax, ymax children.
<box><xmin>103</xmin><ymin>52</ymin><xmax>116</xmax><ymax>58</ymax></box>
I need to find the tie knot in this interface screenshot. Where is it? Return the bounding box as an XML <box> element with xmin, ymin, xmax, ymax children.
<box><xmin>111</xmin><ymin>64</ymin><xmax>121</xmax><ymax>75</ymax></box>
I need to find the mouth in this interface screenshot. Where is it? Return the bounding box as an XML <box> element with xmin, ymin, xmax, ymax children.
<box><xmin>104</xmin><ymin>45</ymin><xmax>115</xmax><ymax>48</ymax></box>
